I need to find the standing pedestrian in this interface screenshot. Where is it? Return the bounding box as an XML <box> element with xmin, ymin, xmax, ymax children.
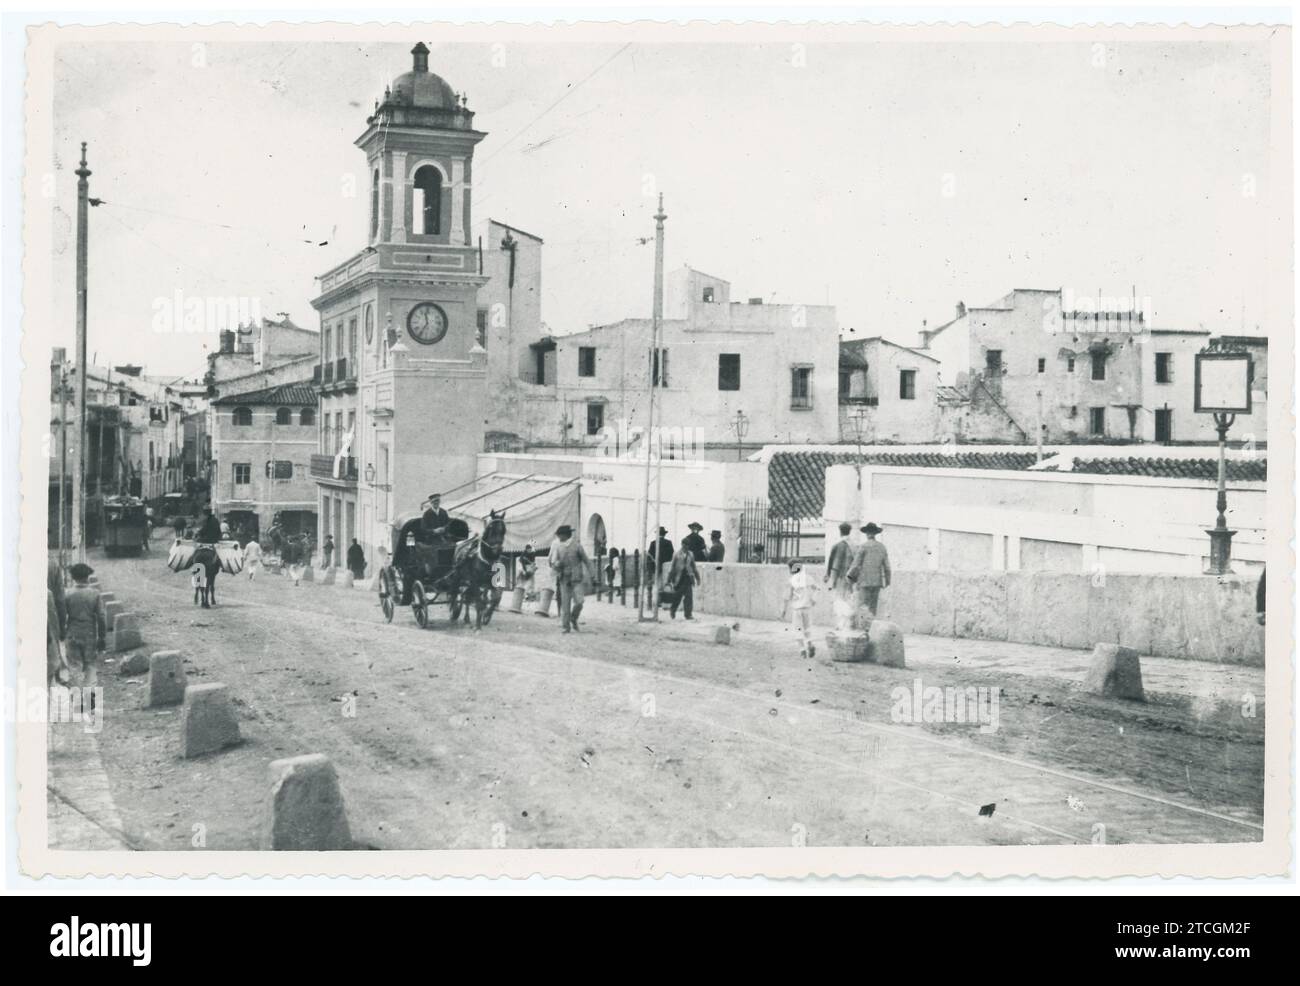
<box><xmin>707</xmin><ymin>530</ymin><xmax>726</xmax><ymax>563</ymax></box>
<box><xmin>604</xmin><ymin>547</ymin><xmax>619</xmax><ymax>593</ymax></box>
<box><xmin>243</xmin><ymin>537</ymin><xmax>263</xmax><ymax>580</ymax></box>
<box><xmin>63</xmin><ymin>563</ymin><xmax>106</xmax><ymax>705</ymax></box>
<box><xmin>647</xmin><ymin>527</ymin><xmax>674</xmax><ymax>608</ymax></box>
<box><xmin>846</xmin><ymin>522</ymin><xmax>890</xmax><ymax>616</ymax></box>
<box><xmin>682</xmin><ymin>522</ymin><xmax>707</xmax><ymax>562</ymax></box>
<box><xmin>781</xmin><ymin>559</ymin><xmax>818</xmax><ymax>659</ymax></box>
<box><xmin>825</xmin><ymin>522</ymin><xmax>855</xmax><ymax>630</ymax></box>
<box><xmin>519</xmin><ymin>543</ymin><xmax>538</xmax><ymax>601</ymax></box>
<box><xmin>347</xmin><ymin>538</ymin><xmax>366</xmax><ymax>580</ymax></box>
<box><xmin>549</xmin><ymin>525</ymin><xmax>591</xmax><ymax>633</ymax></box>
<box><xmin>322</xmin><ymin>534</ymin><xmax>335</xmax><ymax>568</ymax></box>
<box><xmin>666</xmin><ymin>540</ymin><xmax>700</xmax><ymax>620</ymax></box>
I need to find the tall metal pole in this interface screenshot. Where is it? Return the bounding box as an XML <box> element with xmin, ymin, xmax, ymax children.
<box><xmin>57</xmin><ymin>358</ymin><xmax>67</xmax><ymax>570</ymax></box>
<box><xmin>649</xmin><ymin>195</ymin><xmax>667</xmax><ymax>622</ymax></box>
<box><xmin>637</xmin><ymin>194</ymin><xmax>666</xmax><ymax>621</ymax></box>
<box><xmin>73</xmin><ymin>142</ymin><xmax>91</xmax><ymax>562</ymax></box>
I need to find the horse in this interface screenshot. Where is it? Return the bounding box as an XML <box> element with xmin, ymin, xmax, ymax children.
<box><xmin>170</xmin><ymin>541</ymin><xmax>223</xmax><ymax>607</ymax></box>
<box><xmin>447</xmin><ymin>511</ymin><xmax>507</xmax><ymax>629</ymax></box>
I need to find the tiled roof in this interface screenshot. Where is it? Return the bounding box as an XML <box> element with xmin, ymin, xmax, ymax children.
<box><xmin>213</xmin><ymin>381</ymin><xmax>318</xmax><ymax>406</ymax></box>
<box><xmin>768</xmin><ymin>451</ymin><xmax>1039</xmax><ymax>519</ymax></box>
<box><xmin>1063</xmin><ymin>457</ymin><xmax>1267</xmax><ymax>482</ymax></box>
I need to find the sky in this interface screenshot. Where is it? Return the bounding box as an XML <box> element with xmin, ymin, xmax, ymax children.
<box><xmin>46</xmin><ymin>35</ymin><xmax>1277</xmax><ymax>377</ymax></box>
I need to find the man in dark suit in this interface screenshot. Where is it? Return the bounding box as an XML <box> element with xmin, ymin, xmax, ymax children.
<box><xmin>682</xmin><ymin>522</ymin><xmax>707</xmax><ymax>562</ymax></box>
<box><xmin>422</xmin><ymin>493</ymin><xmax>451</xmax><ymax>540</ymax></box>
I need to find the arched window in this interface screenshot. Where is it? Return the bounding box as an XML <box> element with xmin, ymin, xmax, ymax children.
<box><xmin>412</xmin><ymin>165</ymin><xmax>442</xmax><ymax>236</ymax></box>
<box><xmin>275</xmin><ymin>407</ymin><xmax>292</xmax><ymax>425</ymax></box>
<box><xmin>233</xmin><ymin>407</ymin><xmax>252</xmax><ymax>426</ymax></box>
<box><xmin>300</xmin><ymin>408</ymin><xmax>315</xmax><ymax>426</ymax></box>
<box><xmin>370</xmin><ymin>168</ymin><xmax>379</xmax><ymax>240</ymax></box>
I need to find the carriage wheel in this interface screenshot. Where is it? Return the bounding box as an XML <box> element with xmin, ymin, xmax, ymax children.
<box><xmin>411</xmin><ymin>580</ymin><xmax>430</xmax><ymax>628</ymax></box>
<box><xmin>448</xmin><ymin>589</ymin><xmax>463</xmax><ymax>624</ymax></box>
<box><xmin>379</xmin><ymin>569</ymin><xmax>396</xmax><ymax>623</ymax></box>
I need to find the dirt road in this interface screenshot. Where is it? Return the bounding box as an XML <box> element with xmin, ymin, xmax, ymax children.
<box><xmin>56</xmin><ymin>548</ymin><xmax>1264</xmax><ymax>851</ymax></box>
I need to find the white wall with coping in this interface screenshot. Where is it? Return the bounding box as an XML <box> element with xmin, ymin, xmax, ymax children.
<box><xmin>824</xmin><ymin>464</ymin><xmax>1265</xmax><ymax>576</ymax></box>
<box><xmin>693</xmin><ymin>563</ymin><xmax>1263</xmax><ymax>665</ymax></box>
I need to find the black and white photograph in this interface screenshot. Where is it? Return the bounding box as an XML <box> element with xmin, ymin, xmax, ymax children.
<box><xmin>8</xmin><ymin>15</ymin><xmax>1293</xmax><ymax>885</ymax></box>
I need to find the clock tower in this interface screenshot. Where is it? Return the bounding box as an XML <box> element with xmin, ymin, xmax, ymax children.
<box><xmin>311</xmin><ymin>42</ymin><xmax>490</xmax><ymax>561</ymax></box>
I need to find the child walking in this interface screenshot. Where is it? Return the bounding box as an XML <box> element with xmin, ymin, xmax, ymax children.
<box><xmin>63</xmin><ymin>563</ymin><xmax>106</xmax><ymax>705</ymax></box>
<box><xmin>781</xmin><ymin>559</ymin><xmax>818</xmax><ymax>659</ymax></box>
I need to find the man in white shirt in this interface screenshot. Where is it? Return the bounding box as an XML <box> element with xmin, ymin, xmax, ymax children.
<box><xmin>781</xmin><ymin>559</ymin><xmax>818</xmax><ymax>659</ymax></box>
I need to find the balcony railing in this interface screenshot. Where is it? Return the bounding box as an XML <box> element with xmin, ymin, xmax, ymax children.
<box><xmin>312</xmin><ymin>364</ymin><xmax>322</xmax><ymax>384</ymax></box>
<box><xmin>310</xmin><ymin>453</ymin><xmax>357</xmax><ymax>482</ymax></box>
<box><xmin>322</xmin><ymin>362</ymin><xmax>335</xmax><ymax>384</ymax></box>
<box><xmin>335</xmin><ymin>357</ymin><xmax>348</xmax><ymax>381</ymax></box>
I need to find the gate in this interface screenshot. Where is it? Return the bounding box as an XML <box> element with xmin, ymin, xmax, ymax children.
<box><xmin>737</xmin><ymin>498</ymin><xmax>801</xmax><ymax>564</ymax></box>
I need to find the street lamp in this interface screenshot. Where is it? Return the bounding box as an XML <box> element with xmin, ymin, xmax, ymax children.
<box><xmin>364</xmin><ymin>462</ymin><xmax>375</xmax><ymax>485</ymax></box>
<box><xmin>1194</xmin><ymin>346</ymin><xmax>1254</xmax><ymax>575</ymax></box>
<box><xmin>847</xmin><ymin>404</ymin><xmax>869</xmax><ymax>486</ymax></box>
<box><xmin>731</xmin><ymin>409</ymin><xmax>749</xmax><ymax>461</ymax></box>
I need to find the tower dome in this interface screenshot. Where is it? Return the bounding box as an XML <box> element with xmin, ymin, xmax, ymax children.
<box><xmin>390</xmin><ymin>42</ymin><xmax>458</xmax><ymax>109</ymax></box>
<box><xmin>368</xmin><ymin>42</ymin><xmax>474</xmax><ymax>131</ymax></box>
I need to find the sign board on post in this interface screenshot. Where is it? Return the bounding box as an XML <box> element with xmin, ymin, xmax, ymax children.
<box><xmin>1194</xmin><ymin>351</ymin><xmax>1254</xmax><ymax>414</ymax></box>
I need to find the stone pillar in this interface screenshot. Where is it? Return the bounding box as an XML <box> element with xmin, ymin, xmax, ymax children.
<box><xmin>261</xmin><ymin>754</ymin><xmax>352</xmax><ymax>851</ymax></box>
<box><xmin>1083</xmin><ymin>643</ymin><xmax>1144</xmax><ymax>701</ymax></box>
<box><xmin>389</xmin><ymin>151</ymin><xmax>407</xmax><ymax>243</ymax></box>
<box><xmin>180</xmin><ymin>683</ymin><xmax>242</xmax><ymax>758</ymax></box>
<box><xmin>450</xmin><ymin>156</ymin><xmax>466</xmax><ymax>244</ymax></box>
<box><xmin>147</xmin><ymin>650</ymin><xmax>187</xmax><ymax>707</ymax></box>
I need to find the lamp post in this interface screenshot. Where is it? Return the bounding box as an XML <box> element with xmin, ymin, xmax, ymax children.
<box><xmin>731</xmin><ymin>409</ymin><xmax>749</xmax><ymax>461</ymax></box>
<box><xmin>1194</xmin><ymin>347</ymin><xmax>1254</xmax><ymax>575</ymax></box>
<box><xmin>848</xmin><ymin>404</ymin><xmax>869</xmax><ymax>486</ymax></box>
<box><xmin>364</xmin><ymin>462</ymin><xmax>375</xmax><ymax>485</ymax></box>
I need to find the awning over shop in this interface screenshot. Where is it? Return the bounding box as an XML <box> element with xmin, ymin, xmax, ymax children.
<box><xmin>446</xmin><ymin>473</ymin><xmax>580</xmax><ymax>554</ymax></box>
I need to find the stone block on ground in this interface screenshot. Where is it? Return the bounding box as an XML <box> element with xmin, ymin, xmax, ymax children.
<box><xmin>102</xmin><ymin>599</ymin><xmax>125</xmax><ymax>627</ymax></box>
<box><xmin>299</xmin><ymin>565</ymin><xmax>315</xmax><ymax>583</ymax></box>
<box><xmin>98</xmin><ymin>592</ymin><xmax>117</xmax><ymax>608</ymax></box>
<box><xmin>117</xmin><ymin>650</ymin><xmax>150</xmax><ymax>675</ymax></box>
<box><xmin>180</xmin><ymin>683</ymin><xmax>241</xmax><ymax>758</ymax></box>
<box><xmin>337</xmin><ymin>571</ymin><xmax>353</xmax><ymax>588</ymax></box>
<box><xmin>867</xmin><ymin>619</ymin><xmax>907</xmax><ymax>668</ymax></box>
<box><xmin>827</xmin><ymin>630</ymin><xmax>872</xmax><ymax>663</ymax></box>
<box><xmin>712</xmin><ymin>625</ymin><xmax>731</xmax><ymax>645</ymax></box>
<box><xmin>261</xmin><ymin>754</ymin><xmax>352</xmax><ymax>851</ymax></box>
<box><xmin>107</xmin><ymin>612</ymin><xmax>142</xmax><ymax>652</ymax></box>
<box><xmin>318</xmin><ymin>567</ymin><xmax>336</xmax><ymax>585</ymax></box>
<box><xmin>1082</xmin><ymin>643</ymin><xmax>1145</xmax><ymax>701</ymax></box>
<box><xmin>147</xmin><ymin>650</ymin><xmax>188</xmax><ymax>707</ymax></box>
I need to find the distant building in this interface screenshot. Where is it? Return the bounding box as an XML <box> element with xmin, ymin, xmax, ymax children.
<box><xmin>206</xmin><ymin>318</ymin><xmax>320</xmax><ymax>540</ymax></box>
<box><xmin>509</xmin><ymin>266</ymin><xmax>841</xmax><ymax>457</ymax></box>
<box><xmin>210</xmin><ymin>381</ymin><xmax>318</xmax><ymax>540</ymax></box>
<box><xmin>837</xmin><ymin>337</ymin><xmax>940</xmax><ymax>444</ymax></box>
<box><xmin>918</xmin><ymin>288</ymin><xmax>1267</xmax><ymax>445</ymax></box>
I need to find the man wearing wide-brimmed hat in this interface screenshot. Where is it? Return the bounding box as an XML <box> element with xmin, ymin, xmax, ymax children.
<box><xmin>646</xmin><ymin>527</ymin><xmax>674</xmax><ymax>608</ymax></box>
<box><xmin>63</xmin><ymin>562</ymin><xmax>106</xmax><ymax>696</ymax></box>
<box><xmin>549</xmin><ymin>524</ymin><xmax>592</xmax><ymax>633</ymax></box>
<box><xmin>682</xmin><ymin>522</ymin><xmax>707</xmax><ymax>562</ymax></box>
<box><xmin>846</xmin><ymin>522</ymin><xmax>891</xmax><ymax>616</ymax></box>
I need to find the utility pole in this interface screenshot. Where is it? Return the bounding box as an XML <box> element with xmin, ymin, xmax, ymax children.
<box><xmin>73</xmin><ymin>142</ymin><xmax>91</xmax><ymax>562</ymax></box>
<box><xmin>56</xmin><ymin>353</ymin><xmax>68</xmax><ymax>571</ymax></box>
<box><xmin>637</xmin><ymin>193</ymin><xmax>667</xmax><ymax>622</ymax></box>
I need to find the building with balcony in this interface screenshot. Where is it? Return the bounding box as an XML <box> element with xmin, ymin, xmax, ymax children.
<box><xmin>209</xmin><ymin>381</ymin><xmax>318</xmax><ymax>540</ymax></box>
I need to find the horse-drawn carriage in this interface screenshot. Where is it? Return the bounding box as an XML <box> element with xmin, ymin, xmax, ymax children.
<box><xmin>102</xmin><ymin>495</ymin><xmax>149</xmax><ymax>556</ymax></box>
<box><xmin>379</xmin><ymin>510</ymin><xmax>505</xmax><ymax>629</ymax></box>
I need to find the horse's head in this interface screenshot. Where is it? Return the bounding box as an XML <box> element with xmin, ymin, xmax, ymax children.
<box><xmin>484</xmin><ymin>512</ymin><xmax>507</xmax><ymax>548</ymax></box>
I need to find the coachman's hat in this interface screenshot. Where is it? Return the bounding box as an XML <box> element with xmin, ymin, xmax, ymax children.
<box><xmin>688</xmin><ymin>522</ymin><xmax>703</xmax><ymax>531</ymax></box>
<box><xmin>861</xmin><ymin>522</ymin><xmax>883</xmax><ymax>535</ymax></box>
<box><xmin>555</xmin><ymin>525</ymin><xmax>573</xmax><ymax>537</ymax></box>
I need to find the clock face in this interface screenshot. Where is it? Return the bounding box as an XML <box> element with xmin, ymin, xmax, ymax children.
<box><xmin>407</xmin><ymin>303</ymin><xmax>448</xmax><ymax>345</ymax></box>
<box><xmin>364</xmin><ymin>305</ymin><xmax>374</xmax><ymax>345</ymax></box>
